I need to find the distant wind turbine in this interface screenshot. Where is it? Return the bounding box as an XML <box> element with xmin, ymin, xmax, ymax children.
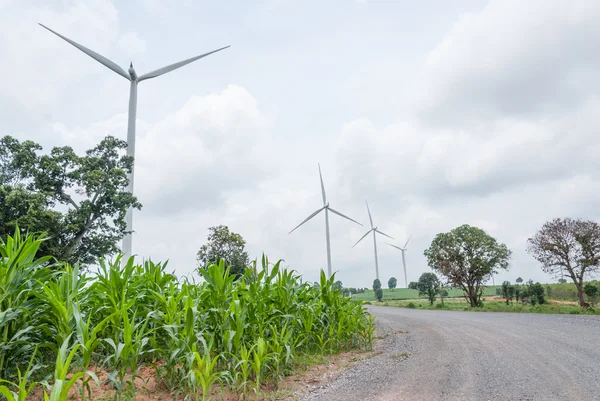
<box><xmin>386</xmin><ymin>235</ymin><xmax>411</xmax><ymax>288</ymax></box>
<box><xmin>39</xmin><ymin>23</ymin><xmax>230</xmax><ymax>261</ymax></box>
<box><xmin>289</xmin><ymin>163</ymin><xmax>363</xmax><ymax>276</ymax></box>
<box><xmin>352</xmin><ymin>202</ymin><xmax>394</xmax><ymax>281</ymax></box>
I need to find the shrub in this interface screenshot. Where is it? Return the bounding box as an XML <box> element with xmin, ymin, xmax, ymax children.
<box><xmin>406</xmin><ymin>302</ymin><xmax>416</xmax><ymax>309</ymax></box>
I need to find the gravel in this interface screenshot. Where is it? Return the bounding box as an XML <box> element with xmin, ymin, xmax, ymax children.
<box><xmin>298</xmin><ymin>306</ymin><xmax>600</xmax><ymax>401</ymax></box>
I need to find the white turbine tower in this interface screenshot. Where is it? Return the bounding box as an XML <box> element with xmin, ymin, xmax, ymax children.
<box><xmin>288</xmin><ymin>163</ymin><xmax>363</xmax><ymax>276</ymax></box>
<box><xmin>39</xmin><ymin>23</ymin><xmax>230</xmax><ymax>261</ymax></box>
<box><xmin>386</xmin><ymin>235</ymin><xmax>411</xmax><ymax>288</ymax></box>
<box><xmin>352</xmin><ymin>202</ymin><xmax>394</xmax><ymax>281</ymax></box>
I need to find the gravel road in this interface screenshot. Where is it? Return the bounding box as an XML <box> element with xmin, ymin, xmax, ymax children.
<box><xmin>299</xmin><ymin>306</ymin><xmax>600</xmax><ymax>401</ymax></box>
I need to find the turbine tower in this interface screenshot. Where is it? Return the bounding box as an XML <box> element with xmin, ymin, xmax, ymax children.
<box><xmin>288</xmin><ymin>163</ymin><xmax>362</xmax><ymax>276</ymax></box>
<box><xmin>352</xmin><ymin>202</ymin><xmax>394</xmax><ymax>281</ymax></box>
<box><xmin>386</xmin><ymin>235</ymin><xmax>411</xmax><ymax>288</ymax></box>
<box><xmin>39</xmin><ymin>23</ymin><xmax>230</xmax><ymax>261</ymax></box>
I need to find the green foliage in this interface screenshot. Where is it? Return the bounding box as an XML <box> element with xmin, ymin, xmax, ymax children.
<box><xmin>424</xmin><ymin>224</ymin><xmax>511</xmax><ymax>307</ymax></box>
<box><xmin>516</xmin><ymin>277</ymin><xmax>523</xmax><ymax>283</ymax></box>
<box><xmin>522</xmin><ymin>280</ymin><xmax>546</xmax><ymax>305</ymax></box>
<box><xmin>196</xmin><ymin>225</ymin><xmax>250</xmax><ymax>276</ymax></box>
<box><xmin>558</xmin><ymin>278</ymin><xmax>567</xmax><ymax>284</ymax></box>
<box><xmin>372</xmin><ymin>279</ymin><xmax>381</xmax><ymax>290</ymax></box>
<box><xmin>387</xmin><ymin>277</ymin><xmax>397</xmax><ymax>289</ymax></box>
<box><xmin>0</xmin><ymin>232</ymin><xmax>374</xmax><ymax>399</ymax></box>
<box><xmin>408</xmin><ymin>281</ymin><xmax>418</xmax><ymax>290</ymax></box>
<box><xmin>374</xmin><ymin>288</ymin><xmax>383</xmax><ymax>302</ymax></box>
<box><xmin>501</xmin><ymin>281</ymin><xmax>515</xmax><ymax>304</ymax></box>
<box><xmin>416</xmin><ymin>272</ymin><xmax>440</xmax><ymax>305</ymax></box>
<box><xmin>584</xmin><ymin>283</ymin><xmax>598</xmax><ymax>305</ymax></box>
<box><xmin>0</xmin><ymin>135</ymin><xmax>141</xmax><ymax>265</ymax></box>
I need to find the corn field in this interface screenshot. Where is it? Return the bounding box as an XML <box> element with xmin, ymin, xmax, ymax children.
<box><xmin>0</xmin><ymin>230</ymin><xmax>374</xmax><ymax>400</ymax></box>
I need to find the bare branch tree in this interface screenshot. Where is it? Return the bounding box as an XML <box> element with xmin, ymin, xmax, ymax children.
<box><xmin>526</xmin><ymin>217</ymin><xmax>600</xmax><ymax>307</ymax></box>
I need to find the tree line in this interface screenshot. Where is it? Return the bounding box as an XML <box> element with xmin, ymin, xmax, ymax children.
<box><xmin>372</xmin><ymin>222</ymin><xmax>600</xmax><ymax>308</ymax></box>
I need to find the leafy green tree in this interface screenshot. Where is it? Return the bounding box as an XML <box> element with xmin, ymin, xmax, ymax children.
<box><xmin>373</xmin><ymin>279</ymin><xmax>383</xmax><ymax>301</ymax></box>
<box><xmin>424</xmin><ymin>224</ymin><xmax>512</xmax><ymax>307</ymax></box>
<box><xmin>388</xmin><ymin>277</ymin><xmax>397</xmax><ymax>289</ymax></box>
<box><xmin>583</xmin><ymin>283</ymin><xmax>598</xmax><ymax>305</ymax></box>
<box><xmin>516</xmin><ymin>277</ymin><xmax>523</xmax><ymax>283</ymax></box>
<box><xmin>546</xmin><ymin>285</ymin><xmax>552</xmax><ymax>298</ymax></box>
<box><xmin>416</xmin><ymin>272</ymin><xmax>440</xmax><ymax>305</ymax></box>
<box><xmin>0</xmin><ymin>135</ymin><xmax>140</xmax><ymax>265</ymax></box>
<box><xmin>334</xmin><ymin>280</ymin><xmax>343</xmax><ymax>291</ymax></box>
<box><xmin>524</xmin><ymin>280</ymin><xmax>546</xmax><ymax>305</ymax></box>
<box><xmin>408</xmin><ymin>281</ymin><xmax>418</xmax><ymax>290</ymax></box>
<box><xmin>196</xmin><ymin>225</ymin><xmax>250</xmax><ymax>276</ymax></box>
<box><xmin>514</xmin><ymin>285</ymin><xmax>521</xmax><ymax>302</ymax></box>
<box><xmin>527</xmin><ymin>218</ymin><xmax>600</xmax><ymax>307</ymax></box>
<box><xmin>558</xmin><ymin>278</ymin><xmax>567</xmax><ymax>284</ymax></box>
<box><xmin>501</xmin><ymin>281</ymin><xmax>515</xmax><ymax>304</ymax></box>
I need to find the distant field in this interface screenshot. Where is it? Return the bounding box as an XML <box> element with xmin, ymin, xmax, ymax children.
<box><xmin>352</xmin><ymin>286</ymin><xmax>499</xmax><ymax>301</ymax></box>
<box><xmin>371</xmin><ymin>298</ymin><xmax>600</xmax><ymax>315</ymax></box>
<box><xmin>352</xmin><ymin>281</ymin><xmax>596</xmax><ymax>302</ymax></box>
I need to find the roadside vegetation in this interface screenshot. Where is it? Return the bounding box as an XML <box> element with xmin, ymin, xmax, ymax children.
<box><xmin>0</xmin><ymin>230</ymin><xmax>374</xmax><ymax>401</ymax></box>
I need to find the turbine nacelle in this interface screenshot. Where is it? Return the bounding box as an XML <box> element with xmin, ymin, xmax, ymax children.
<box><xmin>128</xmin><ymin>63</ymin><xmax>138</xmax><ymax>80</ymax></box>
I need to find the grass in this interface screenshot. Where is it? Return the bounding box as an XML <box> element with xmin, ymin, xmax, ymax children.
<box><xmin>373</xmin><ymin>298</ymin><xmax>600</xmax><ymax>315</ymax></box>
<box><xmin>354</xmin><ymin>281</ymin><xmax>598</xmax><ymax>303</ymax></box>
<box><xmin>352</xmin><ymin>286</ymin><xmax>500</xmax><ymax>301</ymax></box>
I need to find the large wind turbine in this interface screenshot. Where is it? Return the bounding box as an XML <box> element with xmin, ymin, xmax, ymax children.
<box><xmin>39</xmin><ymin>23</ymin><xmax>230</xmax><ymax>261</ymax></box>
<box><xmin>288</xmin><ymin>164</ymin><xmax>362</xmax><ymax>276</ymax></box>
<box><xmin>352</xmin><ymin>202</ymin><xmax>394</xmax><ymax>281</ymax></box>
<box><xmin>386</xmin><ymin>235</ymin><xmax>411</xmax><ymax>288</ymax></box>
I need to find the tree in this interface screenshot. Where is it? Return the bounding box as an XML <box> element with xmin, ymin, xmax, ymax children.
<box><xmin>408</xmin><ymin>281</ymin><xmax>418</xmax><ymax>290</ymax></box>
<box><xmin>526</xmin><ymin>218</ymin><xmax>600</xmax><ymax>307</ymax></box>
<box><xmin>196</xmin><ymin>225</ymin><xmax>250</xmax><ymax>276</ymax></box>
<box><xmin>334</xmin><ymin>280</ymin><xmax>343</xmax><ymax>291</ymax></box>
<box><xmin>424</xmin><ymin>224</ymin><xmax>512</xmax><ymax>307</ymax></box>
<box><xmin>583</xmin><ymin>283</ymin><xmax>598</xmax><ymax>306</ymax></box>
<box><xmin>525</xmin><ymin>280</ymin><xmax>546</xmax><ymax>305</ymax></box>
<box><xmin>438</xmin><ymin>288</ymin><xmax>448</xmax><ymax>306</ymax></box>
<box><xmin>501</xmin><ymin>281</ymin><xmax>515</xmax><ymax>304</ymax></box>
<box><xmin>373</xmin><ymin>279</ymin><xmax>383</xmax><ymax>302</ymax></box>
<box><xmin>0</xmin><ymin>135</ymin><xmax>140</xmax><ymax>265</ymax></box>
<box><xmin>558</xmin><ymin>278</ymin><xmax>568</xmax><ymax>284</ymax></box>
<box><xmin>416</xmin><ymin>272</ymin><xmax>440</xmax><ymax>305</ymax></box>
<box><xmin>388</xmin><ymin>277</ymin><xmax>397</xmax><ymax>290</ymax></box>
<box><xmin>516</xmin><ymin>277</ymin><xmax>523</xmax><ymax>283</ymax></box>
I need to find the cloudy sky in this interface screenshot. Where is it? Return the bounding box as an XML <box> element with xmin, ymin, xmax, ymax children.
<box><xmin>2</xmin><ymin>0</ymin><xmax>600</xmax><ymax>287</ymax></box>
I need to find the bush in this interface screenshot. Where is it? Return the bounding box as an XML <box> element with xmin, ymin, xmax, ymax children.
<box><xmin>374</xmin><ymin>288</ymin><xmax>383</xmax><ymax>302</ymax></box>
<box><xmin>407</xmin><ymin>302</ymin><xmax>416</xmax><ymax>309</ymax></box>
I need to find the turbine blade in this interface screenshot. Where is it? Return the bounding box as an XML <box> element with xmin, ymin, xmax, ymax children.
<box><xmin>318</xmin><ymin>163</ymin><xmax>326</xmax><ymax>205</ymax></box>
<box><xmin>375</xmin><ymin>229</ymin><xmax>394</xmax><ymax>240</ymax></box>
<box><xmin>365</xmin><ymin>201</ymin><xmax>374</xmax><ymax>228</ymax></box>
<box><xmin>138</xmin><ymin>45</ymin><xmax>230</xmax><ymax>81</ymax></box>
<box><xmin>352</xmin><ymin>229</ymin><xmax>373</xmax><ymax>248</ymax></box>
<box><xmin>403</xmin><ymin>234</ymin><xmax>412</xmax><ymax>249</ymax></box>
<box><xmin>385</xmin><ymin>242</ymin><xmax>403</xmax><ymax>250</ymax></box>
<box><xmin>39</xmin><ymin>23</ymin><xmax>130</xmax><ymax>80</ymax></box>
<box><xmin>328</xmin><ymin>207</ymin><xmax>362</xmax><ymax>226</ymax></box>
<box><xmin>288</xmin><ymin>206</ymin><xmax>326</xmax><ymax>234</ymax></box>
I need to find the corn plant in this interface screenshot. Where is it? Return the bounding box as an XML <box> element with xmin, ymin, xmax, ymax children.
<box><xmin>0</xmin><ymin>228</ymin><xmax>52</xmax><ymax>380</ymax></box>
<box><xmin>41</xmin><ymin>334</ymin><xmax>98</xmax><ymax>401</ymax></box>
<box><xmin>0</xmin><ymin>348</ymin><xmax>40</xmax><ymax>401</ymax></box>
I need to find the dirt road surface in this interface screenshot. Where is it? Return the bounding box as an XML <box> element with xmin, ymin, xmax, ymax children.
<box><xmin>299</xmin><ymin>306</ymin><xmax>600</xmax><ymax>401</ymax></box>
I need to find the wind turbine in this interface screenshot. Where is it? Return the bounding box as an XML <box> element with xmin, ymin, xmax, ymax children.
<box><xmin>386</xmin><ymin>235</ymin><xmax>411</xmax><ymax>288</ymax></box>
<box><xmin>39</xmin><ymin>23</ymin><xmax>230</xmax><ymax>261</ymax></box>
<box><xmin>288</xmin><ymin>163</ymin><xmax>362</xmax><ymax>276</ymax></box>
<box><xmin>352</xmin><ymin>202</ymin><xmax>394</xmax><ymax>281</ymax></box>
